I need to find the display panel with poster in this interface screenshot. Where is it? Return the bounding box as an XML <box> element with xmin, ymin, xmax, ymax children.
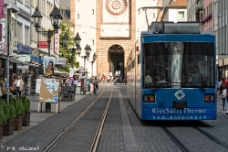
<box><xmin>43</xmin><ymin>56</ymin><xmax>55</xmax><ymax>76</ymax></box>
<box><xmin>39</xmin><ymin>78</ymin><xmax>60</xmax><ymax>103</ymax></box>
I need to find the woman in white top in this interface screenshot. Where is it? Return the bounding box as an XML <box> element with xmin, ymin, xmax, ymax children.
<box><xmin>14</xmin><ymin>75</ymin><xmax>24</xmax><ymax>97</ymax></box>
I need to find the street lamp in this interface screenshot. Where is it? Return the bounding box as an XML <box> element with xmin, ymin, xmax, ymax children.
<box><xmin>74</xmin><ymin>33</ymin><xmax>82</xmax><ymax>55</ymax></box>
<box><xmin>74</xmin><ymin>33</ymin><xmax>81</xmax><ymax>45</ymax></box>
<box><xmin>32</xmin><ymin>6</ymin><xmax>63</xmax><ymax>112</ymax></box>
<box><xmin>32</xmin><ymin>6</ymin><xmax>63</xmax><ymax>56</ymax></box>
<box><xmin>91</xmin><ymin>52</ymin><xmax>96</xmax><ymax>77</ymax></box>
<box><xmin>82</xmin><ymin>44</ymin><xmax>91</xmax><ymax>71</ymax></box>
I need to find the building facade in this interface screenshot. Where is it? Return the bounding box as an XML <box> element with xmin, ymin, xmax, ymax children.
<box><xmin>187</xmin><ymin>0</ymin><xmax>197</xmax><ymax>21</ymax></box>
<box><xmin>161</xmin><ymin>0</ymin><xmax>187</xmax><ymax>22</ymax></box>
<box><xmin>30</xmin><ymin>0</ymin><xmax>56</xmax><ymax>60</ymax></box>
<box><xmin>70</xmin><ymin>0</ymin><xmax>158</xmax><ymax>77</ymax></box>
<box><xmin>217</xmin><ymin>0</ymin><xmax>228</xmax><ymax>79</ymax></box>
<box><xmin>201</xmin><ymin>0</ymin><xmax>213</xmax><ymax>32</ymax></box>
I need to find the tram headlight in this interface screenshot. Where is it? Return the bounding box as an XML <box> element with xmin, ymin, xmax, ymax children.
<box><xmin>144</xmin><ymin>95</ymin><xmax>155</xmax><ymax>102</ymax></box>
<box><xmin>204</xmin><ymin>94</ymin><xmax>215</xmax><ymax>102</ymax></box>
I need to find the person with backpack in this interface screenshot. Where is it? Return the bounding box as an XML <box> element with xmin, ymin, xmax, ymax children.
<box><xmin>93</xmin><ymin>77</ymin><xmax>98</xmax><ymax>95</ymax></box>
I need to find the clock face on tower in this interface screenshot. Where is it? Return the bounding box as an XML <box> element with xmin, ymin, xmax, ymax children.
<box><xmin>105</xmin><ymin>0</ymin><xmax>128</xmax><ymax>15</ymax></box>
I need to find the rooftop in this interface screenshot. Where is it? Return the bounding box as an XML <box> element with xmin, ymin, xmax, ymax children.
<box><xmin>169</xmin><ymin>0</ymin><xmax>187</xmax><ymax>7</ymax></box>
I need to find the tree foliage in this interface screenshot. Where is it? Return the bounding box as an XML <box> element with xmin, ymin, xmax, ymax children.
<box><xmin>59</xmin><ymin>21</ymin><xmax>79</xmax><ymax>72</ymax></box>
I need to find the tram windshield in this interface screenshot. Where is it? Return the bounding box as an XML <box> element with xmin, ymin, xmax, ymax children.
<box><xmin>143</xmin><ymin>42</ymin><xmax>215</xmax><ymax>88</ymax></box>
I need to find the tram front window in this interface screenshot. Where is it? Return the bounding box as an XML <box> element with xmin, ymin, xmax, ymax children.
<box><xmin>143</xmin><ymin>42</ymin><xmax>215</xmax><ymax>88</ymax></box>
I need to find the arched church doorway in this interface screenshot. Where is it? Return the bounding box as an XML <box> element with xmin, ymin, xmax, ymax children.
<box><xmin>108</xmin><ymin>44</ymin><xmax>124</xmax><ymax>77</ymax></box>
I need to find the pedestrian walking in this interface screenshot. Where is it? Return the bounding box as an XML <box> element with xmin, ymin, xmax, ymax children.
<box><xmin>13</xmin><ymin>75</ymin><xmax>24</xmax><ymax>98</ymax></box>
<box><xmin>102</xmin><ymin>74</ymin><xmax>105</xmax><ymax>83</ymax></box>
<box><xmin>217</xmin><ymin>78</ymin><xmax>221</xmax><ymax>98</ymax></box>
<box><xmin>219</xmin><ymin>77</ymin><xmax>227</xmax><ymax>113</ymax></box>
<box><xmin>120</xmin><ymin>75</ymin><xmax>123</xmax><ymax>84</ymax></box>
<box><xmin>113</xmin><ymin>74</ymin><xmax>116</xmax><ymax>85</ymax></box>
<box><xmin>223</xmin><ymin>77</ymin><xmax>228</xmax><ymax>114</ymax></box>
<box><xmin>107</xmin><ymin>76</ymin><xmax>110</xmax><ymax>83</ymax></box>
<box><xmin>93</xmin><ymin>77</ymin><xmax>98</xmax><ymax>95</ymax></box>
<box><xmin>1</xmin><ymin>78</ymin><xmax>8</xmax><ymax>100</ymax></box>
<box><xmin>124</xmin><ymin>76</ymin><xmax>127</xmax><ymax>85</ymax></box>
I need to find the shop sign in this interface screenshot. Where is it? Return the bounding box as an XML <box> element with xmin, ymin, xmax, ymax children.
<box><xmin>17</xmin><ymin>44</ymin><xmax>32</xmax><ymax>54</ymax></box>
<box><xmin>17</xmin><ymin>65</ymin><xmax>29</xmax><ymax>70</ymax></box>
<box><xmin>56</xmin><ymin>57</ymin><xmax>67</xmax><ymax>65</ymax></box>
<box><xmin>38</xmin><ymin>41</ymin><xmax>48</xmax><ymax>48</ymax></box>
<box><xmin>31</xmin><ymin>56</ymin><xmax>43</xmax><ymax>64</ymax></box>
<box><xmin>0</xmin><ymin>42</ymin><xmax>13</xmax><ymax>55</ymax></box>
<box><xmin>31</xmin><ymin>59</ymin><xmax>39</xmax><ymax>64</ymax></box>
<box><xmin>54</xmin><ymin>33</ymin><xmax>59</xmax><ymax>55</ymax></box>
<box><xmin>17</xmin><ymin>54</ymin><xmax>31</xmax><ymax>62</ymax></box>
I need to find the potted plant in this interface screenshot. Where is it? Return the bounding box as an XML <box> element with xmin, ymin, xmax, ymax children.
<box><xmin>0</xmin><ymin>100</ymin><xmax>7</xmax><ymax>140</ymax></box>
<box><xmin>3</xmin><ymin>99</ymin><xmax>16</xmax><ymax>136</ymax></box>
<box><xmin>22</xmin><ymin>96</ymin><xmax>30</xmax><ymax>126</ymax></box>
<box><xmin>13</xmin><ymin>98</ymin><xmax>24</xmax><ymax>131</ymax></box>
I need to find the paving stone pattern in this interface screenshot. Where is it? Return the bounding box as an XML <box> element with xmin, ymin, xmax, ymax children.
<box><xmin>196</xmin><ymin>100</ymin><xmax>228</xmax><ymax>151</ymax></box>
<box><xmin>123</xmin><ymin>99</ymin><xmax>181</xmax><ymax>152</ymax></box>
<box><xmin>97</xmin><ymin>90</ymin><xmax>125</xmax><ymax>152</ymax></box>
<box><xmin>49</xmin><ymin>90</ymin><xmax>112</xmax><ymax>152</ymax></box>
<box><xmin>3</xmin><ymin>91</ymin><xmax>104</xmax><ymax>152</ymax></box>
<box><xmin>167</xmin><ymin>126</ymin><xmax>228</xmax><ymax>151</ymax></box>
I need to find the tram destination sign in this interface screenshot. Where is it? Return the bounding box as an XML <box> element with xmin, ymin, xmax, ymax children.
<box><xmin>143</xmin><ymin>107</ymin><xmax>216</xmax><ymax>120</ymax></box>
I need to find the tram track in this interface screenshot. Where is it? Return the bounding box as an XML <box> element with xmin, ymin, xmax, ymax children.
<box><xmin>43</xmin><ymin>90</ymin><xmax>113</xmax><ymax>152</ymax></box>
<box><xmin>194</xmin><ymin>127</ymin><xmax>228</xmax><ymax>149</ymax></box>
<box><xmin>89</xmin><ymin>90</ymin><xmax>113</xmax><ymax>152</ymax></box>
<box><xmin>162</xmin><ymin>127</ymin><xmax>191</xmax><ymax>152</ymax></box>
<box><xmin>163</xmin><ymin>125</ymin><xmax>228</xmax><ymax>152</ymax></box>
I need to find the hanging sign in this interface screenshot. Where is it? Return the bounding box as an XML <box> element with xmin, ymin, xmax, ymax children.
<box><xmin>17</xmin><ymin>65</ymin><xmax>29</xmax><ymax>70</ymax></box>
<box><xmin>38</xmin><ymin>41</ymin><xmax>48</xmax><ymax>48</ymax></box>
<box><xmin>56</xmin><ymin>57</ymin><xmax>67</xmax><ymax>65</ymax></box>
<box><xmin>17</xmin><ymin>54</ymin><xmax>31</xmax><ymax>62</ymax></box>
<box><xmin>54</xmin><ymin>32</ymin><xmax>59</xmax><ymax>55</ymax></box>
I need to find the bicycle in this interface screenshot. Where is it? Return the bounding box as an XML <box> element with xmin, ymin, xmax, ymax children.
<box><xmin>60</xmin><ymin>86</ymin><xmax>75</xmax><ymax>101</ymax></box>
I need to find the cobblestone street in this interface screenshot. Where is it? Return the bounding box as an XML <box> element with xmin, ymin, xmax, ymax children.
<box><xmin>0</xmin><ymin>84</ymin><xmax>228</xmax><ymax>152</ymax></box>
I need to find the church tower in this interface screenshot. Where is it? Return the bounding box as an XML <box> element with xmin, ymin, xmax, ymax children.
<box><xmin>96</xmin><ymin>0</ymin><xmax>136</xmax><ymax>77</ymax></box>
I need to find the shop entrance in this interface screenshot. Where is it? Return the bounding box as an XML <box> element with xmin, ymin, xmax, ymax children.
<box><xmin>108</xmin><ymin>44</ymin><xmax>124</xmax><ymax>77</ymax></box>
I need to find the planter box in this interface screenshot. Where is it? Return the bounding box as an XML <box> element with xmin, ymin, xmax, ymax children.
<box><xmin>14</xmin><ymin>115</ymin><xmax>22</xmax><ymax>131</ymax></box>
<box><xmin>3</xmin><ymin>120</ymin><xmax>14</xmax><ymax>136</ymax></box>
<box><xmin>22</xmin><ymin>111</ymin><xmax>30</xmax><ymax>126</ymax></box>
<box><xmin>0</xmin><ymin>124</ymin><xmax>2</xmax><ymax>140</ymax></box>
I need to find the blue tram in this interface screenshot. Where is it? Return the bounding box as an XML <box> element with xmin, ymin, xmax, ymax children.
<box><xmin>127</xmin><ymin>22</ymin><xmax>216</xmax><ymax>120</ymax></box>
